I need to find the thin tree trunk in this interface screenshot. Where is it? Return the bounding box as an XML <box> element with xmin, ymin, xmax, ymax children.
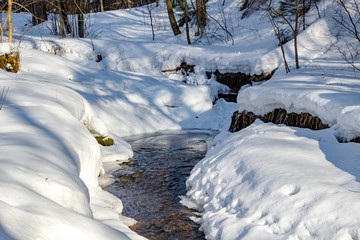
<box><xmin>52</xmin><ymin>13</ymin><xmax>58</xmax><ymax>35</ymax></box>
<box><xmin>31</xmin><ymin>1</ymin><xmax>48</xmax><ymax>26</ymax></box>
<box><xmin>78</xmin><ymin>13</ymin><xmax>84</xmax><ymax>38</ymax></box>
<box><xmin>265</xmin><ymin>10</ymin><xmax>288</xmax><ymax>71</ymax></box>
<box><xmin>267</xmin><ymin>11</ymin><xmax>290</xmax><ymax>73</ymax></box>
<box><xmin>302</xmin><ymin>0</ymin><xmax>306</xmax><ymax>30</ymax></box>
<box><xmin>147</xmin><ymin>5</ymin><xmax>155</xmax><ymax>40</ymax></box>
<box><xmin>185</xmin><ymin>0</ymin><xmax>191</xmax><ymax>44</ymax></box>
<box><xmin>196</xmin><ymin>0</ymin><xmax>203</xmax><ymax>35</ymax></box>
<box><xmin>76</xmin><ymin>0</ymin><xmax>85</xmax><ymax>38</ymax></box>
<box><xmin>313</xmin><ymin>0</ymin><xmax>321</xmax><ymax>18</ymax></box>
<box><xmin>166</xmin><ymin>0</ymin><xmax>181</xmax><ymax>36</ymax></box>
<box><xmin>7</xmin><ymin>0</ymin><xmax>12</xmax><ymax>43</ymax></box>
<box><xmin>1</xmin><ymin>14</ymin><xmax>3</xmax><ymax>43</ymax></box>
<box><xmin>60</xmin><ymin>1</ymin><xmax>72</xmax><ymax>34</ymax></box>
<box><xmin>99</xmin><ymin>0</ymin><xmax>104</xmax><ymax>11</ymax></box>
<box><xmin>58</xmin><ymin>1</ymin><xmax>66</xmax><ymax>37</ymax></box>
<box><xmin>294</xmin><ymin>0</ymin><xmax>300</xmax><ymax>69</ymax></box>
<box><xmin>63</xmin><ymin>14</ymin><xmax>72</xmax><ymax>34</ymax></box>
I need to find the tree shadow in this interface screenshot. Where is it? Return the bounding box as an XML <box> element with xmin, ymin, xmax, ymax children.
<box><xmin>294</xmin><ymin>127</ymin><xmax>360</xmax><ymax>183</ymax></box>
<box><xmin>3</xmin><ymin>99</ymin><xmax>82</xmax><ymax>174</ymax></box>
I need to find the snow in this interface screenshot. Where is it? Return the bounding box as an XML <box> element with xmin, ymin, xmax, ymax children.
<box><xmin>0</xmin><ymin>80</ymin><xmax>135</xmax><ymax>239</ymax></box>
<box><xmin>0</xmin><ymin>43</ymin><xmax>12</xmax><ymax>55</ymax></box>
<box><xmin>0</xmin><ymin>0</ymin><xmax>359</xmax><ymax>239</ymax></box>
<box><xmin>183</xmin><ymin>121</ymin><xmax>360</xmax><ymax>239</ymax></box>
<box><xmin>237</xmin><ymin>19</ymin><xmax>360</xmax><ymax>140</ymax></box>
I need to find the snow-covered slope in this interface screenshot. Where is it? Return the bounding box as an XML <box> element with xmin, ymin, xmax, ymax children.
<box><xmin>0</xmin><ymin>4</ymin><xmax>237</xmax><ymax>238</ymax></box>
<box><xmin>0</xmin><ymin>0</ymin><xmax>359</xmax><ymax>238</ymax></box>
<box><xmin>0</xmin><ymin>78</ymin><xmax>139</xmax><ymax>239</ymax></box>
<box><xmin>182</xmin><ymin>1</ymin><xmax>360</xmax><ymax>239</ymax></box>
<box><xmin>184</xmin><ymin>121</ymin><xmax>360</xmax><ymax>239</ymax></box>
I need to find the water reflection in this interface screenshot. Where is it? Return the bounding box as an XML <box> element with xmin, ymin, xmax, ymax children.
<box><xmin>105</xmin><ymin>131</ymin><xmax>216</xmax><ymax>240</ymax></box>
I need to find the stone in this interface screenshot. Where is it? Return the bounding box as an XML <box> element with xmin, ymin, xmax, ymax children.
<box><xmin>208</xmin><ymin>68</ymin><xmax>277</xmax><ymax>92</ymax></box>
<box><xmin>229</xmin><ymin>108</ymin><xmax>329</xmax><ymax>132</ymax></box>
<box><xmin>0</xmin><ymin>52</ymin><xmax>20</xmax><ymax>73</ymax></box>
<box><xmin>95</xmin><ymin>136</ymin><xmax>114</xmax><ymax>146</ymax></box>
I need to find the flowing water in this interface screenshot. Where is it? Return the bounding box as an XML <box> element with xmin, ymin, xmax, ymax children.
<box><xmin>105</xmin><ymin>131</ymin><xmax>216</xmax><ymax>240</ymax></box>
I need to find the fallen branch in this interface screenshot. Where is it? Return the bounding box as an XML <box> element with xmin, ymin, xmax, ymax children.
<box><xmin>161</xmin><ymin>62</ymin><xmax>195</xmax><ymax>75</ymax></box>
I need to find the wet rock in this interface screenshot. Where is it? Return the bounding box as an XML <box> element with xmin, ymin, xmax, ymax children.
<box><xmin>228</xmin><ymin>110</ymin><xmax>258</xmax><ymax>132</ymax></box>
<box><xmin>207</xmin><ymin>68</ymin><xmax>277</xmax><ymax>92</ymax></box>
<box><xmin>211</xmin><ymin>70</ymin><xmax>252</xmax><ymax>92</ymax></box>
<box><xmin>217</xmin><ymin>91</ymin><xmax>238</xmax><ymax>102</ymax></box>
<box><xmin>229</xmin><ymin>108</ymin><xmax>329</xmax><ymax>132</ymax></box>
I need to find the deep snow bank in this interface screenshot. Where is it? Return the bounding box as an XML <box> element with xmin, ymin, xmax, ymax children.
<box><xmin>237</xmin><ymin>17</ymin><xmax>360</xmax><ymax>141</ymax></box>
<box><xmin>20</xmin><ymin>3</ymin><xmax>277</xmax><ymax>77</ymax></box>
<box><xmin>183</xmin><ymin>121</ymin><xmax>360</xmax><ymax>239</ymax></box>
<box><xmin>183</xmin><ymin>10</ymin><xmax>360</xmax><ymax>240</ymax></box>
<box><xmin>0</xmin><ymin>39</ymin><xmax>235</xmax><ymax>240</ymax></box>
<box><xmin>238</xmin><ymin>53</ymin><xmax>360</xmax><ymax>140</ymax></box>
<box><xmin>0</xmin><ymin>79</ymin><xmax>142</xmax><ymax>239</ymax></box>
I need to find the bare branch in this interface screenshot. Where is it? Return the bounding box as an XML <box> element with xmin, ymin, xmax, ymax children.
<box><xmin>0</xmin><ymin>86</ymin><xmax>9</xmax><ymax>111</ymax></box>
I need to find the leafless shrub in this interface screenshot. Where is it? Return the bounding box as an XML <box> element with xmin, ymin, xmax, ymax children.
<box><xmin>338</xmin><ymin>40</ymin><xmax>360</xmax><ymax>71</ymax></box>
<box><xmin>0</xmin><ymin>87</ymin><xmax>9</xmax><ymax>111</ymax></box>
<box><xmin>333</xmin><ymin>0</ymin><xmax>360</xmax><ymax>71</ymax></box>
<box><xmin>333</xmin><ymin>0</ymin><xmax>360</xmax><ymax>43</ymax></box>
<box><xmin>197</xmin><ymin>5</ymin><xmax>234</xmax><ymax>45</ymax></box>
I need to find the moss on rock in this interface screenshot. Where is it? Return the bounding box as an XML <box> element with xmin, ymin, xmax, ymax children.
<box><xmin>95</xmin><ymin>136</ymin><xmax>114</xmax><ymax>146</ymax></box>
<box><xmin>0</xmin><ymin>52</ymin><xmax>20</xmax><ymax>73</ymax></box>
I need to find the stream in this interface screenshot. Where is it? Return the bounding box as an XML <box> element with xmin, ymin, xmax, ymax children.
<box><xmin>104</xmin><ymin>131</ymin><xmax>216</xmax><ymax>240</ymax></box>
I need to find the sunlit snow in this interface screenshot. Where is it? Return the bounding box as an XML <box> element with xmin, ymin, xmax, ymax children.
<box><xmin>0</xmin><ymin>0</ymin><xmax>359</xmax><ymax>239</ymax></box>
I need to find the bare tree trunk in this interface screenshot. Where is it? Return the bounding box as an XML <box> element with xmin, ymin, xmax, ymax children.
<box><xmin>195</xmin><ymin>0</ymin><xmax>207</xmax><ymax>36</ymax></box>
<box><xmin>0</xmin><ymin>14</ymin><xmax>3</xmax><ymax>43</ymax></box>
<box><xmin>267</xmin><ymin>11</ymin><xmax>290</xmax><ymax>73</ymax></box>
<box><xmin>52</xmin><ymin>13</ymin><xmax>58</xmax><ymax>35</ymax></box>
<box><xmin>78</xmin><ymin>13</ymin><xmax>84</xmax><ymax>38</ymax></box>
<box><xmin>166</xmin><ymin>0</ymin><xmax>181</xmax><ymax>36</ymax></box>
<box><xmin>302</xmin><ymin>0</ymin><xmax>306</xmax><ymax>30</ymax></box>
<box><xmin>185</xmin><ymin>0</ymin><xmax>191</xmax><ymax>44</ymax></box>
<box><xmin>58</xmin><ymin>1</ymin><xmax>66</xmax><ymax>37</ymax></box>
<box><xmin>294</xmin><ymin>0</ymin><xmax>300</xmax><ymax>69</ymax></box>
<box><xmin>147</xmin><ymin>5</ymin><xmax>155</xmax><ymax>40</ymax></box>
<box><xmin>99</xmin><ymin>0</ymin><xmax>104</xmax><ymax>11</ymax></box>
<box><xmin>60</xmin><ymin>1</ymin><xmax>72</xmax><ymax>34</ymax></box>
<box><xmin>257</xmin><ymin>0</ymin><xmax>300</xmax><ymax>68</ymax></box>
<box><xmin>76</xmin><ymin>0</ymin><xmax>85</xmax><ymax>38</ymax></box>
<box><xmin>313</xmin><ymin>0</ymin><xmax>321</xmax><ymax>18</ymax></box>
<box><xmin>7</xmin><ymin>0</ymin><xmax>12</xmax><ymax>43</ymax></box>
<box><xmin>196</xmin><ymin>0</ymin><xmax>203</xmax><ymax>35</ymax></box>
<box><xmin>31</xmin><ymin>1</ymin><xmax>48</xmax><ymax>26</ymax></box>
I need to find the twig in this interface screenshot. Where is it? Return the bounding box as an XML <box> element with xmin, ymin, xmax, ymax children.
<box><xmin>205</xmin><ymin>12</ymin><xmax>234</xmax><ymax>45</ymax></box>
<box><xmin>0</xmin><ymin>87</ymin><xmax>9</xmax><ymax>111</ymax></box>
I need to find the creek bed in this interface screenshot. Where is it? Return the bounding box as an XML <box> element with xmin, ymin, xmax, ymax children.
<box><xmin>104</xmin><ymin>131</ymin><xmax>216</xmax><ymax>240</ymax></box>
